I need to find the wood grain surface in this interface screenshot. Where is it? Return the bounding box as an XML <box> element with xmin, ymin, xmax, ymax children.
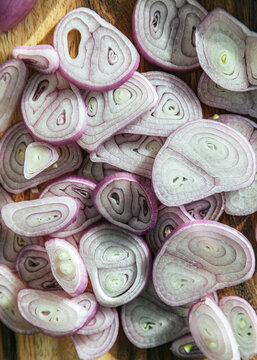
<box><xmin>0</xmin><ymin>0</ymin><xmax>257</xmax><ymax>359</ymax></box>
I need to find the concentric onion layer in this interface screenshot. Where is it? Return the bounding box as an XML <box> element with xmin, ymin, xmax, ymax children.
<box><xmin>123</xmin><ymin>71</ymin><xmax>203</xmax><ymax>136</ymax></box>
<box><xmin>219</xmin><ymin>296</ymin><xmax>257</xmax><ymax>360</ymax></box>
<box><xmin>171</xmin><ymin>334</ymin><xmax>204</xmax><ymax>360</ymax></box>
<box><xmin>78</xmin><ymin>72</ymin><xmax>158</xmax><ymax>152</ymax></box>
<box><xmin>12</xmin><ymin>45</ymin><xmax>60</xmax><ymax>74</ymax></box>
<box><xmin>152</xmin><ymin>119</ymin><xmax>256</xmax><ymax>206</ymax></box>
<box><xmin>195</xmin><ymin>8</ymin><xmax>251</xmax><ymax>91</ymax></box>
<box><xmin>145</xmin><ymin>205</ymin><xmax>192</xmax><ymax>254</ymax></box>
<box><xmin>79</xmin><ymin>222</ymin><xmax>151</xmax><ymax>307</ymax></box>
<box><xmin>246</xmin><ymin>35</ymin><xmax>257</xmax><ymax>86</ymax></box>
<box><xmin>73</xmin><ymin>292</ymin><xmax>99</xmax><ymax>330</ymax></box>
<box><xmin>132</xmin><ymin>0</ymin><xmax>207</xmax><ymax>71</ymax></box>
<box><xmin>0</xmin><ymin>122</ymin><xmax>82</xmax><ymax>194</ymax></box>
<box><xmin>0</xmin><ymin>264</ymin><xmax>38</xmax><ymax>334</ymax></box>
<box><xmin>53</xmin><ymin>7</ymin><xmax>139</xmax><ymax>90</ymax></box>
<box><xmin>1</xmin><ymin>196</ymin><xmax>80</xmax><ymax>237</ymax></box>
<box><xmin>90</xmin><ymin>134</ymin><xmax>166</xmax><ymax>179</ymax></box>
<box><xmin>39</xmin><ymin>175</ymin><xmax>100</xmax><ymax>237</ymax></box>
<box><xmin>152</xmin><ymin>221</ymin><xmax>255</xmax><ymax>306</ymax></box>
<box><xmin>0</xmin><ymin>59</ymin><xmax>28</xmax><ymax>132</ymax></box>
<box><xmin>45</xmin><ymin>238</ymin><xmax>88</xmax><ymax>297</ymax></box>
<box><xmin>17</xmin><ymin>289</ymin><xmax>89</xmax><ymax>336</ymax></box>
<box><xmin>71</xmin><ymin>308</ymin><xmax>119</xmax><ymax>360</ymax></box>
<box><xmin>188</xmin><ymin>296</ymin><xmax>240</xmax><ymax>360</ymax></box>
<box><xmin>93</xmin><ymin>172</ymin><xmax>158</xmax><ymax>235</ymax></box>
<box><xmin>77</xmin><ymin>305</ymin><xmax>115</xmax><ymax>335</ymax></box>
<box><xmin>21</xmin><ymin>71</ymin><xmax>87</xmax><ymax>145</ymax></box>
<box><xmin>16</xmin><ymin>245</ymin><xmax>61</xmax><ymax>291</ymax></box>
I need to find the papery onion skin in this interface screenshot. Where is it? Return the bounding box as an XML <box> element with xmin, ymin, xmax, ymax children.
<box><xmin>0</xmin><ymin>0</ymin><xmax>37</xmax><ymax>32</ymax></box>
<box><xmin>53</xmin><ymin>7</ymin><xmax>139</xmax><ymax>91</ymax></box>
<box><xmin>171</xmin><ymin>334</ymin><xmax>204</xmax><ymax>359</ymax></box>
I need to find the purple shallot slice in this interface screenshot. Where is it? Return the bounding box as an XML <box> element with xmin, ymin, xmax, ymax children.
<box><xmin>72</xmin><ymin>291</ymin><xmax>99</xmax><ymax>328</ymax></box>
<box><xmin>171</xmin><ymin>334</ymin><xmax>204</xmax><ymax>359</ymax></box>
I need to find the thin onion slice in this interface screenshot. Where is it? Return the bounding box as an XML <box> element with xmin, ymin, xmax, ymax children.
<box><xmin>72</xmin><ymin>292</ymin><xmax>99</xmax><ymax>329</ymax></box>
<box><xmin>77</xmin><ymin>305</ymin><xmax>115</xmax><ymax>336</ymax></box>
<box><xmin>171</xmin><ymin>334</ymin><xmax>204</xmax><ymax>359</ymax></box>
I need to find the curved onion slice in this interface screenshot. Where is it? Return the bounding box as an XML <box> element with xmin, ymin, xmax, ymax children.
<box><xmin>17</xmin><ymin>289</ymin><xmax>89</xmax><ymax>336</ymax></box>
<box><xmin>21</xmin><ymin>71</ymin><xmax>87</xmax><ymax>145</ymax></box>
<box><xmin>45</xmin><ymin>238</ymin><xmax>88</xmax><ymax>297</ymax></box>
<box><xmin>93</xmin><ymin>173</ymin><xmax>158</xmax><ymax>235</ymax></box>
<box><xmin>72</xmin><ymin>292</ymin><xmax>99</xmax><ymax>329</ymax></box>
<box><xmin>90</xmin><ymin>134</ymin><xmax>166</xmax><ymax>179</ymax></box>
<box><xmin>16</xmin><ymin>244</ymin><xmax>61</xmax><ymax>291</ymax></box>
<box><xmin>181</xmin><ymin>193</ymin><xmax>225</xmax><ymax>221</ymax></box>
<box><xmin>39</xmin><ymin>175</ymin><xmax>100</xmax><ymax>237</ymax></box>
<box><xmin>79</xmin><ymin>222</ymin><xmax>151</xmax><ymax>307</ymax></box>
<box><xmin>152</xmin><ymin>119</ymin><xmax>256</xmax><ymax>206</ymax></box>
<box><xmin>197</xmin><ymin>72</ymin><xmax>257</xmax><ymax>118</ymax></box>
<box><xmin>53</xmin><ymin>7</ymin><xmax>139</xmax><ymax>91</ymax></box>
<box><xmin>195</xmin><ymin>8</ymin><xmax>252</xmax><ymax>91</ymax></box>
<box><xmin>153</xmin><ymin>221</ymin><xmax>255</xmax><ymax>306</ymax></box>
<box><xmin>1</xmin><ymin>196</ymin><xmax>79</xmax><ymax>237</ymax></box>
<box><xmin>133</xmin><ymin>0</ymin><xmax>207</xmax><ymax>71</ymax></box>
<box><xmin>0</xmin><ymin>122</ymin><xmax>82</xmax><ymax>194</ymax></box>
<box><xmin>12</xmin><ymin>45</ymin><xmax>59</xmax><ymax>74</ymax></box>
<box><xmin>171</xmin><ymin>334</ymin><xmax>204</xmax><ymax>359</ymax></box>
<box><xmin>0</xmin><ymin>264</ymin><xmax>38</xmax><ymax>334</ymax></box>
<box><xmin>188</xmin><ymin>296</ymin><xmax>240</xmax><ymax>360</ymax></box>
<box><xmin>0</xmin><ymin>59</ymin><xmax>28</xmax><ymax>132</ymax></box>
<box><xmin>77</xmin><ymin>72</ymin><xmax>158</xmax><ymax>152</ymax></box>
<box><xmin>123</xmin><ymin>71</ymin><xmax>203</xmax><ymax>136</ymax></box>
<box><xmin>77</xmin><ymin>305</ymin><xmax>115</xmax><ymax>335</ymax></box>
<box><xmin>246</xmin><ymin>35</ymin><xmax>257</xmax><ymax>86</ymax></box>
<box><xmin>219</xmin><ymin>296</ymin><xmax>257</xmax><ymax>360</ymax></box>
<box><xmin>145</xmin><ymin>205</ymin><xmax>192</xmax><ymax>254</ymax></box>
<box><xmin>0</xmin><ymin>0</ymin><xmax>37</xmax><ymax>32</ymax></box>
<box><xmin>71</xmin><ymin>308</ymin><xmax>119</xmax><ymax>360</ymax></box>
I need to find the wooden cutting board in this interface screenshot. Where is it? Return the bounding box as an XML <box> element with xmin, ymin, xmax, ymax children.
<box><xmin>0</xmin><ymin>0</ymin><xmax>257</xmax><ymax>359</ymax></box>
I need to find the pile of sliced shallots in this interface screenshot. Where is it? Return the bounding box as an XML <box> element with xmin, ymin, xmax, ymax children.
<box><xmin>1</xmin><ymin>1</ymin><xmax>257</xmax><ymax>359</ymax></box>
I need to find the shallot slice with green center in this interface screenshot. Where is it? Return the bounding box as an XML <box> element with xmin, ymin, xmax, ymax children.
<box><xmin>1</xmin><ymin>196</ymin><xmax>79</xmax><ymax>237</ymax></box>
<box><xmin>152</xmin><ymin>221</ymin><xmax>255</xmax><ymax>306</ymax></box>
<box><xmin>79</xmin><ymin>222</ymin><xmax>151</xmax><ymax>307</ymax></box>
<box><xmin>219</xmin><ymin>296</ymin><xmax>257</xmax><ymax>360</ymax></box>
<box><xmin>53</xmin><ymin>7</ymin><xmax>139</xmax><ymax>90</ymax></box>
<box><xmin>152</xmin><ymin>119</ymin><xmax>256</xmax><ymax>206</ymax></box>
<box><xmin>188</xmin><ymin>296</ymin><xmax>240</xmax><ymax>360</ymax></box>
<box><xmin>171</xmin><ymin>334</ymin><xmax>204</xmax><ymax>359</ymax></box>
<box><xmin>93</xmin><ymin>172</ymin><xmax>158</xmax><ymax>235</ymax></box>
<box><xmin>45</xmin><ymin>238</ymin><xmax>88</xmax><ymax>297</ymax></box>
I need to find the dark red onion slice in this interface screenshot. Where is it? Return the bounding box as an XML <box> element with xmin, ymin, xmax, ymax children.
<box><xmin>153</xmin><ymin>221</ymin><xmax>255</xmax><ymax>306</ymax></box>
<box><xmin>0</xmin><ymin>264</ymin><xmax>38</xmax><ymax>334</ymax></box>
<box><xmin>188</xmin><ymin>296</ymin><xmax>240</xmax><ymax>360</ymax></box>
<box><xmin>79</xmin><ymin>222</ymin><xmax>151</xmax><ymax>307</ymax></box>
<box><xmin>195</xmin><ymin>8</ymin><xmax>253</xmax><ymax>91</ymax></box>
<box><xmin>77</xmin><ymin>305</ymin><xmax>115</xmax><ymax>335</ymax></box>
<box><xmin>90</xmin><ymin>134</ymin><xmax>166</xmax><ymax>179</ymax></box>
<box><xmin>197</xmin><ymin>72</ymin><xmax>257</xmax><ymax>118</ymax></box>
<box><xmin>71</xmin><ymin>308</ymin><xmax>119</xmax><ymax>360</ymax></box>
<box><xmin>93</xmin><ymin>172</ymin><xmax>158</xmax><ymax>235</ymax></box>
<box><xmin>45</xmin><ymin>238</ymin><xmax>88</xmax><ymax>297</ymax></box>
<box><xmin>219</xmin><ymin>296</ymin><xmax>257</xmax><ymax>360</ymax></box>
<box><xmin>171</xmin><ymin>334</ymin><xmax>204</xmax><ymax>359</ymax></box>
<box><xmin>0</xmin><ymin>59</ymin><xmax>28</xmax><ymax>132</ymax></box>
<box><xmin>0</xmin><ymin>0</ymin><xmax>37</xmax><ymax>32</ymax></box>
<box><xmin>39</xmin><ymin>175</ymin><xmax>100</xmax><ymax>237</ymax></box>
<box><xmin>133</xmin><ymin>0</ymin><xmax>207</xmax><ymax>72</ymax></box>
<box><xmin>16</xmin><ymin>244</ymin><xmax>61</xmax><ymax>291</ymax></box>
<box><xmin>17</xmin><ymin>289</ymin><xmax>89</xmax><ymax>337</ymax></box>
<box><xmin>122</xmin><ymin>71</ymin><xmax>202</xmax><ymax>136</ymax></box>
<box><xmin>0</xmin><ymin>122</ymin><xmax>82</xmax><ymax>194</ymax></box>
<box><xmin>78</xmin><ymin>72</ymin><xmax>158</xmax><ymax>152</ymax></box>
<box><xmin>12</xmin><ymin>45</ymin><xmax>59</xmax><ymax>74</ymax></box>
<box><xmin>181</xmin><ymin>193</ymin><xmax>225</xmax><ymax>221</ymax></box>
<box><xmin>72</xmin><ymin>292</ymin><xmax>99</xmax><ymax>328</ymax></box>
<box><xmin>1</xmin><ymin>196</ymin><xmax>80</xmax><ymax>237</ymax></box>
<box><xmin>21</xmin><ymin>71</ymin><xmax>87</xmax><ymax>145</ymax></box>
<box><xmin>145</xmin><ymin>205</ymin><xmax>192</xmax><ymax>254</ymax></box>
<box><xmin>152</xmin><ymin>119</ymin><xmax>256</xmax><ymax>206</ymax></box>
<box><xmin>53</xmin><ymin>7</ymin><xmax>139</xmax><ymax>91</ymax></box>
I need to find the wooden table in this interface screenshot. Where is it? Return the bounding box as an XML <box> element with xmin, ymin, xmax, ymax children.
<box><xmin>0</xmin><ymin>0</ymin><xmax>257</xmax><ymax>359</ymax></box>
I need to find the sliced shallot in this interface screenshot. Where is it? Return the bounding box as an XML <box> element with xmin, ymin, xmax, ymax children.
<box><xmin>171</xmin><ymin>334</ymin><xmax>204</xmax><ymax>359</ymax></box>
<box><xmin>76</xmin><ymin>305</ymin><xmax>115</xmax><ymax>335</ymax></box>
<box><xmin>72</xmin><ymin>291</ymin><xmax>99</xmax><ymax>328</ymax></box>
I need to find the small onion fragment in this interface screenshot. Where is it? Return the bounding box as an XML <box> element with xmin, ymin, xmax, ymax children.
<box><xmin>153</xmin><ymin>221</ymin><xmax>255</xmax><ymax>306</ymax></box>
<box><xmin>0</xmin><ymin>0</ymin><xmax>37</xmax><ymax>32</ymax></box>
<box><xmin>219</xmin><ymin>296</ymin><xmax>257</xmax><ymax>360</ymax></box>
<box><xmin>77</xmin><ymin>305</ymin><xmax>115</xmax><ymax>335</ymax></box>
<box><xmin>72</xmin><ymin>292</ymin><xmax>99</xmax><ymax>328</ymax></box>
<box><xmin>188</xmin><ymin>296</ymin><xmax>240</xmax><ymax>360</ymax></box>
<box><xmin>0</xmin><ymin>59</ymin><xmax>28</xmax><ymax>132</ymax></box>
<box><xmin>79</xmin><ymin>222</ymin><xmax>151</xmax><ymax>307</ymax></box>
<box><xmin>1</xmin><ymin>196</ymin><xmax>80</xmax><ymax>237</ymax></box>
<box><xmin>53</xmin><ymin>7</ymin><xmax>139</xmax><ymax>90</ymax></box>
<box><xmin>93</xmin><ymin>172</ymin><xmax>158</xmax><ymax>235</ymax></box>
<box><xmin>171</xmin><ymin>334</ymin><xmax>204</xmax><ymax>359</ymax></box>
